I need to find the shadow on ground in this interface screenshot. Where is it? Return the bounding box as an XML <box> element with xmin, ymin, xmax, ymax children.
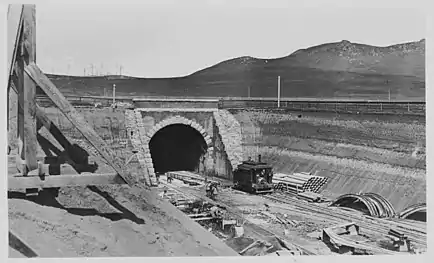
<box><xmin>8</xmin><ymin>186</ymin><xmax>145</xmax><ymax>224</ymax></box>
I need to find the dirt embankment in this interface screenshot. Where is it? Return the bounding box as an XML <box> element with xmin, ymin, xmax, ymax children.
<box><xmin>232</xmin><ymin>109</ymin><xmax>426</xmax><ymax>211</ymax></box>
<box><xmin>9</xmin><ymin>183</ymin><xmax>238</xmax><ymax>257</ymax></box>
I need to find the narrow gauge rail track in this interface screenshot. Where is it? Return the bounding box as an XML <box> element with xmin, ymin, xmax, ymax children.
<box><xmin>158</xmin><ymin>181</ymin><xmax>317</xmax><ymax>255</ymax></box>
<box><xmin>265</xmin><ymin>192</ymin><xmax>426</xmax><ymax>249</ymax></box>
<box><xmin>157</xmin><ymin>171</ymin><xmax>425</xmax><ymax>252</ymax></box>
<box><xmin>268</xmin><ymin>192</ymin><xmax>427</xmax><ymax>237</ymax></box>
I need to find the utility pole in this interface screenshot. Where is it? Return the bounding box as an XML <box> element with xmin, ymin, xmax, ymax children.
<box><xmin>120</xmin><ymin>65</ymin><xmax>123</xmax><ymax>76</ymax></box>
<box><xmin>248</xmin><ymin>86</ymin><xmax>250</xmax><ymax>98</ymax></box>
<box><xmin>388</xmin><ymin>88</ymin><xmax>391</xmax><ymax>102</ymax></box>
<box><xmin>277</xmin><ymin>75</ymin><xmax>281</xmax><ymax>108</ymax></box>
<box><xmin>112</xmin><ymin>84</ymin><xmax>116</xmax><ymax>104</ymax></box>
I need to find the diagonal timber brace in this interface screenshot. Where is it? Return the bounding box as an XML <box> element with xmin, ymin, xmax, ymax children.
<box><xmin>25</xmin><ymin>63</ymin><xmax>136</xmax><ymax>186</ymax></box>
<box><xmin>10</xmin><ymin>80</ymin><xmax>102</xmax><ymax>171</ymax></box>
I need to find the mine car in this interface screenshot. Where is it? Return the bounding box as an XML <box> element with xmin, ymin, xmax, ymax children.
<box><xmin>233</xmin><ymin>155</ymin><xmax>274</xmax><ymax>194</ymax></box>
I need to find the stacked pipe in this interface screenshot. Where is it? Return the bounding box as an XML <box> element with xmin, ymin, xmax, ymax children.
<box><xmin>303</xmin><ymin>174</ymin><xmax>329</xmax><ymax>193</ymax></box>
<box><xmin>272</xmin><ymin>172</ymin><xmax>328</xmax><ymax>194</ymax></box>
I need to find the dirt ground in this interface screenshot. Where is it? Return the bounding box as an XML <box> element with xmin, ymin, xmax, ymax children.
<box><xmin>168</xmin><ymin>180</ymin><xmax>335</xmax><ymax>255</ymax></box>
<box><xmin>8</xmin><ymin>182</ymin><xmax>238</xmax><ymax>257</ymax></box>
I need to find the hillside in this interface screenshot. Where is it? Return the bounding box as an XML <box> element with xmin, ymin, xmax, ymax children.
<box><xmin>47</xmin><ymin>39</ymin><xmax>425</xmax><ymax>100</ymax></box>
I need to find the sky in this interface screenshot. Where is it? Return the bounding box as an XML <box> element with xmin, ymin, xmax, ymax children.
<box><xmin>30</xmin><ymin>0</ymin><xmax>426</xmax><ymax>78</ymax></box>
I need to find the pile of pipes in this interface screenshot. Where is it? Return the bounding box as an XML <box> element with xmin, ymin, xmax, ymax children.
<box><xmin>272</xmin><ymin>172</ymin><xmax>329</xmax><ymax>194</ymax></box>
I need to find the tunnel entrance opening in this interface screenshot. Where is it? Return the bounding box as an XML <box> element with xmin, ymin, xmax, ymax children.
<box><xmin>149</xmin><ymin>124</ymin><xmax>208</xmax><ymax>174</ymax></box>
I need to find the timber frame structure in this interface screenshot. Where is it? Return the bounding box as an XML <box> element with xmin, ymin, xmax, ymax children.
<box><xmin>7</xmin><ymin>5</ymin><xmax>141</xmax><ymax>193</ymax></box>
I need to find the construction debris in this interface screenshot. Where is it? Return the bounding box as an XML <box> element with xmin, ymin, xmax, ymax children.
<box><xmin>387</xmin><ymin>229</ymin><xmax>411</xmax><ymax>252</ymax></box>
<box><xmin>297</xmin><ymin>191</ymin><xmax>325</xmax><ymax>202</ymax></box>
<box><xmin>321</xmin><ymin>222</ymin><xmax>399</xmax><ymax>255</ymax></box>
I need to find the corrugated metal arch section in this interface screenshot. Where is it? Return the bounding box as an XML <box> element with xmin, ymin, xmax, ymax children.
<box><xmin>329</xmin><ymin>193</ymin><xmax>396</xmax><ymax>218</ymax></box>
<box><xmin>399</xmin><ymin>203</ymin><xmax>426</xmax><ymax>221</ymax></box>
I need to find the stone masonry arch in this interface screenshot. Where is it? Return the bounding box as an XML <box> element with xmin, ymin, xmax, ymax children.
<box><xmin>143</xmin><ymin>116</ymin><xmax>214</xmax><ymax>180</ymax></box>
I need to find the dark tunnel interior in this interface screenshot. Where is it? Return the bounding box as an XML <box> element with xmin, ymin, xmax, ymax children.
<box><xmin>149</xmin><ymin>124</ymin><xmax>208</xmax><ymax>174</ymax></box>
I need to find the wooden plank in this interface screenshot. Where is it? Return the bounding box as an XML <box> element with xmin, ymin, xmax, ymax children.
<box><xmin>9</xmin><ymin>230</ymin><xmax>38</xmax><ymax>258</ymax></box>
<box><xmin>7</xmin><ymin>5</ymin><xmax>24</xmax><ymax>133</ymax></box>
<box><xmin>22</xmin><ymin>5</ymin><xmax>36</xmax><ymax>62</ymax></box>
<box><xmin>10</xmin><ymin>81</ymin><xmax>81</xmax><ymax>165</ymax></box>
<box><xmin>21</xmin><ymin>71</ymin><xmax>38</xmax><ymax>173</ymax></box>
<box><xmin>15</xmin><ymin>5</ymin><xmax>38</xmax><ymax>175</ymax></box>
<box><xmin>192</xmin><ymin>217</ymin><xmax>214</xmax><ymax>221</ymax></box>
<box><xmin>15</xmin><ymin>44</ymin><xmax>27</xmax><ymax>174</ymax></box>
<box><xmin>7</xmin><ymin>4</ymin><xmax>24</xmax><ymax>84</ymax></box>
<box><xmin>8</xmin><ymin>172</ymin><xmax>125</xmax><ymax>190</ymax></box>
<box><xmin>25</xmin><ymin>63</ymin><xmax>135</xmax><ymax>186</ymax></box>
<box><xmin>8</xmin><ymin>154</ymin><xmax>103</xmax><ymax>166</ymax></box>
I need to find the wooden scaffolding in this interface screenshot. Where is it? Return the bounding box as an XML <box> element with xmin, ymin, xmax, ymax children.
<box><xmin>7</xmin><ymin>4</ymin><xmax>142</xmax><ymax>193</ymax></box>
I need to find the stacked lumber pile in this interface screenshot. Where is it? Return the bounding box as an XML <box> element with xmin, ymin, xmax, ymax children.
<box><xmin>273</xmin><ymin>172</ymin><xmax>328</xmax><ymax>194</ymax></box>
<box><xmin>165</xmin><ymin>171</ymin><xmax>219</xmax><ymax>186</ymax></box>
<box><xmin>297</xmin><ymin>191</ymin><xmax>324</xmax><ymax>202</ymax></box>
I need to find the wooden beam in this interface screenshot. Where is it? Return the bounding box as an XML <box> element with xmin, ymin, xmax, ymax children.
<box><xmin>25</xmin><ymin>64</ymin><xmax>135</xmax><ymax>186</ymax></box>
<box><xmin>17</xmin><ymin>5</ymin><xmax>38</xmax><ymax>174</ymax></box>
<box><xmin>7</xmin><ymin>4</ymin><xmax>24</xmax><ymax>87</ymax></box>
<box><xmin>14</xmin><ymin>5</ymin><xmax>38</xmax><ymax>175</ymax></box>
<box><xmin>7</xmin><ymin>5</ymin><xmax>24</xmax><ymax>133</ymax></box>
<box><xmin>15</xmin><ymin>44</ymin><xmax>26</xmax><ymax>174</ymax></box>
<box><xmin>10</xmin><ymin>81</ymin><xmax>87</xmax><ymax>167</ymax></box>
<box><xmin>9</xmin><ymin>154</ymin><xmax>102</xmax><ymax>166</ymax></box>
<box><xmin>9</xmin><ymin>230</ymin><xmax>38</xmax><ymax>258</ymax></box>
<box><xmin>22</xmin><ymin>5</ymin><xmax>36</xmax><ymax>62</ymax></box>
<box><xmin>8</xmin><ymin>173</ymin><xmax>126</xmax><ymax>190</ymax></box>
<box><xmin>125</xmin><ymin>153</ymin><xmax>137</xmax><ymax>165</ymax></box>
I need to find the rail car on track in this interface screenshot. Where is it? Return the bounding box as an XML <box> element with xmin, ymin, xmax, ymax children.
<box><xmin>233</xmin><ymin>155</ymin><xmax>274</xmax><ymax>194</ymax></box>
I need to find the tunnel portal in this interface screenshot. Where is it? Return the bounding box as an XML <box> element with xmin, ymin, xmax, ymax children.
<box><xmin>149</xmin><ymin>124</ymin><xmax>208</xmax><ymax>174</ymax></box>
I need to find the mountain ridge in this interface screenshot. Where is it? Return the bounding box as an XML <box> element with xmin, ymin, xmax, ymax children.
<box><xmin>45</xmin><ymin>39</ymin><xmax>426</xmax><ymax>100</ymax></box>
